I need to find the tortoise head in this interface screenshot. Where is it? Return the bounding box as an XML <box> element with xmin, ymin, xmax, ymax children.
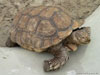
<box><xmin>73</xmin><ymin>27</ymin><xmax>91</xmax><ymax>45</ymax></box>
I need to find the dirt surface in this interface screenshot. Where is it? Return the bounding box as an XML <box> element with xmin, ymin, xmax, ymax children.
<box><xmin>0</xmin><ymin>0</ymin><xmax>100</xmax><ymax>46</ymax></box>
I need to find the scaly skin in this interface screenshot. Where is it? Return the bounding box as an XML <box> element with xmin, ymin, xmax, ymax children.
<box><xmin>44</xmin><ymin>27</ymin><xmax>91</xmax><ymax>71</ymax></box>
<box><xmin>44</xmin><ymin>43</ymin><xmax>69</xmax><ymax>71</ymax></box>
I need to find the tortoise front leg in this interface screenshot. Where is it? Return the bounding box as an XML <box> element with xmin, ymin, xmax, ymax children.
<box><xmin>6</xmin><ymin>37</ymin><xmax>18</xmax><ymax>47</ymax></box>
<box><xmin>44</xmin><ymin>44</ymin><xmax>69</xmax><ymax>72</ymax></box>
<box><xmin>65</xmin><ymin>44</ymin><xmax>78</xmax><ymax>51</ymax></box>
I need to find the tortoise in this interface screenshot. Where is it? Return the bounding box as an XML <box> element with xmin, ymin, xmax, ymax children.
<box><xmin>6</xmin><ymin>5</ymin><xmax>91</xmax><ymax>72</ymax></box>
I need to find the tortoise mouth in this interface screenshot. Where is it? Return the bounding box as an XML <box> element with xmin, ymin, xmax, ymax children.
<box><xmin>83</xmin><ymin>39</ymin><xmax>91</xmax><ymax>44</ymax></box>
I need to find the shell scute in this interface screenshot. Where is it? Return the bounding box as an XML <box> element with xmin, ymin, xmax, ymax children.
<box><xmin>18</xmin><ymin>15</ymin><xmax>29</xmax><ymax>29</ymax></box>
<box><xmin>53</xmin><ymin>11</ymin><xmax>71</xmax><ymax>30</ymax></box>
<box><xmin>27</xmin><ymin>17</ymin><xmax>39</xmax><ymax>32</ymax></box>
<box><xmin>37</xmin><ymin>20</ymin><xmax>56</xmax><ymax>37</ymax></box>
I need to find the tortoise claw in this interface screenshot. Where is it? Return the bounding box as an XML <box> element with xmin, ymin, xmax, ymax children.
<box><xmin>44</xmin><ymin>60</ymin><xmax>51</xmax><ymax>72</ymax></box>
<box><xmin>44</xmin><ymin>56</ymin><xmax>68</xmax><ymax>72</ymax></box>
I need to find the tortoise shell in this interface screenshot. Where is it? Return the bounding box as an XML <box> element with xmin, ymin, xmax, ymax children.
<box><xmin>10</xmin><ymin>6</ymin><xmax>80</xmax><ymax>52</ymax></box>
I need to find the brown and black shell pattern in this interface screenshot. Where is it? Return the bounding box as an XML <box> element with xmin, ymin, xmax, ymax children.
<box><xmin>10</xmin><ymin>6</ymin><xmax>80</xmax><ymax>52</ymax></box>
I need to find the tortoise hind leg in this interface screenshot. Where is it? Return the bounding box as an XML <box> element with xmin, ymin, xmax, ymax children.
<box><xmin>44</xmin><ymin>43</ymin><xmax>69</xmax><ymax>71</ymax></box>
<box><xmin>6</xmin><ymin>37</ymin><xmax>18</xmax><ymax>47</ymax></box>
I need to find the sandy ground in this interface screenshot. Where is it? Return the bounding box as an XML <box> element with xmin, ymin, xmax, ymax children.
<box><xmin>0</xmin><ymin>0</ymin><xmax>100</xmax><ymax>46</ymax></box>
<box><xmin>0</xmin><ymin>6</ymin><xmax>100</xmax><ymax>74</ymax></box>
